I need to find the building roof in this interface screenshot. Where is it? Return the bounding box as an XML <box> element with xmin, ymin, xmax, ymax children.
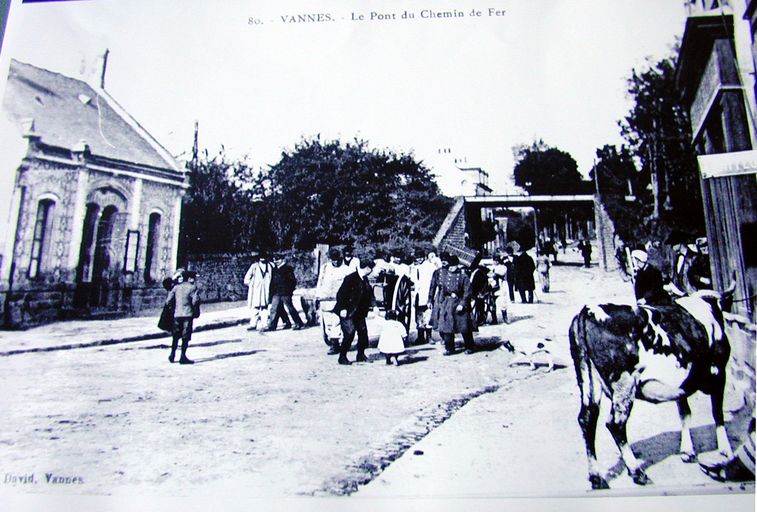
<box><xmin>2</xmin><ymin>60</ymin><xmax>180</xmax><ymax>171</ymax></box>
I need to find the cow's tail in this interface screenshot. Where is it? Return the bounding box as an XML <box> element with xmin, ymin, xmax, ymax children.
<box><xmin>570</xmin><ymin>306</ymin><xmax>608</xmax><ymax>489</ymax></box>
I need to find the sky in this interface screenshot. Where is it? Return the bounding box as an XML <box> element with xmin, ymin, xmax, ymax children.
<box><xmin>0</xmin><ymin>0</ymin><xmax>691</xmax><ymax>195</ymax></box>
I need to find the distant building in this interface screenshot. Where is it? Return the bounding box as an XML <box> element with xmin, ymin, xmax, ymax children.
<box><xmin>676</xmin><ymin>0</ymin><xmax>757</xmax><ymax>321</ymax></box>
<box><xmin>458</xmin><ymin>166</ymin><xmax>493</xmax><ymax>197</ymax></box>
<box><xmin>0</xmin><ymin>59</ymin><xmax>187</xmax><ymax>327</ymax></box>
<box><xmin>431</xmin><ymin>147</ymin><xmax>493</xmax><ymax>197</ymax></box>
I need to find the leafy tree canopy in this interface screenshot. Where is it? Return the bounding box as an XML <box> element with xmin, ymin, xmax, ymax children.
<box><xmin>512</xmin><ymin>139</ymin><xmax>585</xmax><ymax>195</ymax></box>
<box><xmin>617</xmin><ymin>51</ymin><xmax>705</xmax><ymax>242</ymax></box>
<box><xmin>181</xmin><ymin>149</ymin><xmax>259</xmax><ymax>254</ymax></box>
<box><xmin>262</xmin><ymin>136</ymin><xmax>453</xmax><ymax>250</ymax></box>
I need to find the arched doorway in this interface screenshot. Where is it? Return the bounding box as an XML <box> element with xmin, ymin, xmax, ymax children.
<box><xmin>74</xmin><ymin>204</ymin><xmax>120</xmax><ymax>308</ymax></box>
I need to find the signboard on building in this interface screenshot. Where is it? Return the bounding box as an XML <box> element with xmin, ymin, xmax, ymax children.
<box><xmin>698</xmin><ymin>149</ymin><xmax>757</xmax><ymax>178</ymax></box>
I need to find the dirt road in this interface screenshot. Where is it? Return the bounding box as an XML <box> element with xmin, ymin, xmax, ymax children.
<box><xmin>0</xmin><ymin>257</ymin><xmax>752</xmax><ymax>502</ymax></box>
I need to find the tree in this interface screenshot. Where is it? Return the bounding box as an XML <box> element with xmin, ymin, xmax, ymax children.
<box><xmin>619</xmin><ymin>51</ymin><xmax>705</xmax><ymax>242</ymax></box>
<box><xmin>591</xmin><ymin>144</ymin><xmax>652</xmax><ymax>244</ymax></box>
<box><xmin>263</xmin><ymin>136</ymin><xmax>452</xmax><ymax>250</ymax></box>
<box><xmin>512</xmin><ymin>140</ymin><xmax>585</xmax><ymax>195</ymax></box>
<box><xmin>181</xmin><ymin>149</ymin><xmax>261</xmax><ymax>254</ymax></box>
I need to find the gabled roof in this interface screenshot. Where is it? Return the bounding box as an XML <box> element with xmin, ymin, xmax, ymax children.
<box><xmin>2</xmin><ymin>60</ymin><xmax>180</xmax><ymax>171</ymax></box>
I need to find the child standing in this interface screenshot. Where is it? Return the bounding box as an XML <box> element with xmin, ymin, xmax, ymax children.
<box><xmin>378</xmin><ymin>310</ymin><xmax>407</xmax><ymax>366</ymax></box>
<box><xmin>536</xmin><ymin>250</ymin><xmax>551</xmax><ymax>293</ymax></box>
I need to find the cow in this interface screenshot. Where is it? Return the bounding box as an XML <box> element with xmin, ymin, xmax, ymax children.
<box><xmin>568</xmin><ymin>289</ymin><xmax>735</xmax><ymax>490</ymax></box>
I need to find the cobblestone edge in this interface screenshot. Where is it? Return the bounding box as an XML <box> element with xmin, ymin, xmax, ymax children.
<box><xmin>311</xmin><ymin>368</ymin><xmax>544</xmax><ymax>496</ymax></box>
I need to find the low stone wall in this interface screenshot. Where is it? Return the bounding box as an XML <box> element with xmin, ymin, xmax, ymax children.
<box><xmin>185</xmin><ymin>251</ymin><xmax>318</xmax><ymax>304</ymax></box>
<box><xmin>0</xmin><ymin>282</ymin><xmax>168</xmax><ymax>329</ymax></box>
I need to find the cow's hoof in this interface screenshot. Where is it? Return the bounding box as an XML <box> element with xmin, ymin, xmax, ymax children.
<box><xmin>632</xmin><ymin>470</ymin><xmax>653</xmax><ymax>486</ymax></box>
<box><xmin>589</xmin><ymin>475</ymin><xmax>610</xmax><ymax>490</ymax></box>
<box><xmin>719</xmin><ymin>449</ymin><xmax>734</xmax><ymax>460</ymax></box>
<box><xmin>681</xmin><ymin>452</ymin><xmax>697</xmax><ymax>464</ymax></box>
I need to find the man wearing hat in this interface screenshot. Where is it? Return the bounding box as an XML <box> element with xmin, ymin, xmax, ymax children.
<box><xmin>428</xmin><ymin>252</ymin><xmax>451</xmax><ymax>336</ymax></box>
<box><xmin>166</xmin><ymin>270</ymin><xmax>201</xmax><ymax>364</ymax></box>
<box><xmin>432</xmin><ymin>255</ymin><xmax>476</xmax><ymax>355</ymax></box>
<box><xmin>410</xmin><ymin>249</ymin><xmax>437</xmax><ymax>343</ymax></box>
<box><xmin>244</xmin><ymin>253</ymin><xmax>273</xmax><ymax>331</ymax></box>
<box><xmin>264</xmin><ymin>253</ymin><xmax>304</xmax><ymax>331</ymax></box>
<box><xmin>342</xmin><ymin>245</ymin><xmax>360</xmax><ymax>273</ymax></box>
<box><xmin>688</xmin><ymin>237</ymin><xmax>712</xmax><ymax>291</ymax></box>
<box><xmin>316</xmin><ymin>247</ymin><xmax>349</xmax><ymax>351</ymax></box>
<box><xmin>333</xmin><ymin>257</ymin><xmax>376</xmax><ymax>365</ymax></box>
<box><xmin>631</xmin><ymin>250</ymin><xmax>672</xmax><ymax>306</ymax></box>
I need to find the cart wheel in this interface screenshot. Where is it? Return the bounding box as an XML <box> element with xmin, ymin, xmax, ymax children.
<box><xmin>484</xmin><ymin>289</ymin><xmax>498</xmax><ymax>325</ymax></box>
<box><xmin>391</xmin><ymin>275</ymin><xmax>413</xmax><ymax>332</ymax></box>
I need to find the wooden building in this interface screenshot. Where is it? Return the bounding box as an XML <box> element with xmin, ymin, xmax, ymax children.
<box><xmin>677</xmin><ymin>0</ymin><xmax>757</xmax><ymax>322</ymax></box>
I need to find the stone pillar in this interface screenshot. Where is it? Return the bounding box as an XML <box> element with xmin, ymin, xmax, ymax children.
<box><xmin>171</xmin><ymin>192</ymin><xmax>183</xmax><ymax>272</ymax></box>
<box><xmin>67</xmin><ymin>169</ymin><xmax>89</xmax><ymax>270</ymax></box>
<box><xmin>130</xmin><ymin>178</ymin><xmax>142</xmax><ymax>230</ymax></box>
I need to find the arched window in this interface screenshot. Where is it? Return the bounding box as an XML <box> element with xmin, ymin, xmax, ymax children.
<box><xmin>92</xmin><ymin>205</ymin><xmax>118</xmax><ymax>283</ymax></box>
<box><xmin>144</xmin><ymin>212</ymin><xmax>161</xmax><ymax>283</ymax></box>
<box><xmin>28</xmin><ymin>199</ymin><xmax>55</xmax><ymax>279</ymax></box>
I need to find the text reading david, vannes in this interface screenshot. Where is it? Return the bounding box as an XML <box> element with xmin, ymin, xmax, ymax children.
<box><xmin>4</xmin><ymin>472</ymin><xmax>84</xmax><ymax>485</ymax></box>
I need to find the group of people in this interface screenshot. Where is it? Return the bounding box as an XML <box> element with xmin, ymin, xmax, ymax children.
<box><xmin>493</xmin><ymin>247</ymin><xmax>539</xmax><ymax>305</ymax></box>
<box><xmin>313</xmin><ymin>243</ymin><xmax>565</xmax><ymax>365</ymax></box>
<box><xmin>161</xmin><ymin>240</ymin><xmax>574</xmax><ymax>367</ymax></box>
<box><xmin>243</xmin><ymin>253</ymin><xmax>305</xmax><ymax>333</ymax></box>
<box><xmin>313</xmin><ymin>246</ymin><xmax>480</xmax><ymax>365</ymax></box>
<box><xmin>626</xmin><ymin>239</ymin><xmax>713</xmax><ymax>307</ymax></box>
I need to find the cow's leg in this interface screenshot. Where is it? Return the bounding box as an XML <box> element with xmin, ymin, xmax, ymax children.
<box><xmin>578</xmin><ymin>381</ymin><xmax>607</xmax><ymax>489</ymax></box>
<box><xmin>677</xmin><ymin>398</ymin><xmax>696</xmax><ymax>463</ymax></box>
<box><xmin>607</xmin><ymin>372</ymin><xmax>652</xmax><ymax>485</ymax></box>
<box><xmin>575</xmin><ymin>360</ymin><xmax>608</xmax><ymax>489</ymax></box>
<box><xmin>710</xmin><ymin>373</ymin><xmax>734</xmax><ymax>459</ymax></box>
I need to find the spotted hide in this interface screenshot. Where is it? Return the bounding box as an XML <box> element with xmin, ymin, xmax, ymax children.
<box><xmin>569</xmin><ymin>293</ymin><xmax>733</xmax><ymax>490</ymax></box>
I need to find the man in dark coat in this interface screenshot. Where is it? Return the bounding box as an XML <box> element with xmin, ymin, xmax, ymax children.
<box><xmin>264</xmin><ymin>254</ymin><xmax>304</xmax><ymax>331</ymax></box>
<box><xmin>166</xmin><ymin>270</ymin><xmax>201</xmax><ymax>364</ymax></box>
<box><xmin>504</xmin><ymin>247</ymin><xmax>516</xmax><ymax>301</ymax></box>
<box><xmin>513</xmin><ymin>250</ymin><xmax>536</xmax><ymax>303</ymax></box>
<box><xmin>333</xmin><ymin>257</ymin><xmax>376</xmax><ymax>365</ymax></box>
<box><xmin>428</xmin><ymin>252</ymin><xmax>450</xmax><ymax>335</ymax></box>
<box><xmin>579</xmin><ymin>239</ymin><xmax>592</xmax><ymax>268</ymax></box>
<box><xmin>433</xmin><ymin>255</ymin><xmax>476</xmax><ymax>355</ymax></box>
<box><xmin>631</xmin><ymin>249</ymin><xmax>673</xmax><ymax>306</ymax></box>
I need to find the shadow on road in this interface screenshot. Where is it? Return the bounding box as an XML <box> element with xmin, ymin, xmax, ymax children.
<box><xmin>398</xmin><ymin>355</ymin><xmax>429</xmax><ymax>366</ymax></box>
<box><xmin>506</xmin><ymin>314</ymin><xmax>534</xmax><ymax>324</ymax></box>
<box><xmin>129</xmin><ymin>338</ymin><xmax>246</xmax><ymax>351</ymax></box>
<box><xmin>553</xmin><ymin>261</ymin><xmax>594</xmax><ymax>268</ymax></box>
<box><xmin>193</xmin><ymin>349</ymin><xmax>265</xmax><ymax>364</ymax></box>
<box><xmin>604</xmin><ymin>414</ymin><xmax>752</xmax><ymax>483</ymax></box>
<box><xmin>474</xmin><ymin>337</ymin><xmax>506</xmax><ymax>352</ymax></box>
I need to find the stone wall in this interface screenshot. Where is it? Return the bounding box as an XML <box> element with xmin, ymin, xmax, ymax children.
<box><xmin>185</xmin><ymin>251</ymin><xmax>318</xmax><ymax>304</ymax></box>
<box><xmin>593</xmin><ymin>198</ymin><xmax>619</xmax><ymax>272</ymax></box>
<box><xmin>0</xmin><ymin>280</ymin><xmax>167</xmax><ymax>329</ymax></box>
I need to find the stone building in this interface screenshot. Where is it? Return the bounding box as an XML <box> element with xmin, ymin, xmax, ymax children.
<box><xmin>0</xmin><ymin>59</ymin><xmax>187</xmax><ymax>327</ymax></box>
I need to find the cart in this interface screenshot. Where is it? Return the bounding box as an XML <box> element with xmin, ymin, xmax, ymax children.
<box><xmin>372</xmin><ymin>272</ymin><xmax>414</xmax><ymax>333</ymax></box>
